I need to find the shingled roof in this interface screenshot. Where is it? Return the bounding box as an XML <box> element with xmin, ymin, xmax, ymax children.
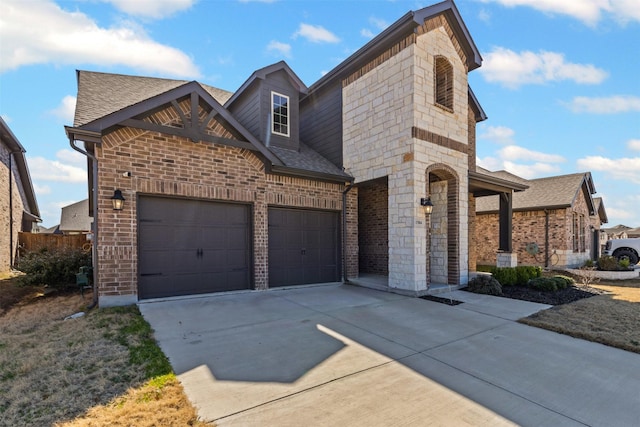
<box><xmin>74</xmin><ymin>71</ymin><xmax>233</xmax><ymax>127</ymax></box>
<box><xmin>476</xmin><ymin>172</ymin><xmax>596</xmax><ymax>214</ymax></box>
<box><xmin>59</xmin><ymin>199</ymin><xmax>92</xmax><ymax>233</ymax></box>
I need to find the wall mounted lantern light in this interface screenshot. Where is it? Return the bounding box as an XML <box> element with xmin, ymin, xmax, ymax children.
<box><xmin>111</xmin><ymin>189</ymin><xmax>125</xmax><ymax>211</ymax></box>
<box><xmin>420</xmin><ymin>197</ymin><xmax>434</xmax><ymax>215</ymax></box>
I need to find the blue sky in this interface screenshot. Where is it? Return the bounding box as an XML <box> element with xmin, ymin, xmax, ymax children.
<box><xmin>1</xmin><ymin>0</ymin><xmax>639</xmax><ymax>228</ymax></box>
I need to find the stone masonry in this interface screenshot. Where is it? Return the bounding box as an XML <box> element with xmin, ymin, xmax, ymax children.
<box><xmin>343</xmin><ymin>23</ymin><xmax>470</xmax><ymax>295</ymax></box>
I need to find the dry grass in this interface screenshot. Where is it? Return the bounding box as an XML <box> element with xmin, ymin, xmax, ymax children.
<box><xmin>0</xmin><ymin>276</ymin><xmax>212</xmax><ymax>426</ymax></box>
<box><xmin>520</xmin><ymin>278</ymin><xmax>640</xmax><ymax>354</ymax></box>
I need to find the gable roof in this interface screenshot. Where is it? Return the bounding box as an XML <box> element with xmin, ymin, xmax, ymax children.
<box><xmin>0</xmin><ymin>117</ymin><xmax>41</xmax><ymax>222</ymax></box>
<box><xmin>592</xmin><ymin>197</ymin><xmax>608</xmax><ymax>224</ymax></box>
<box><xmin>68</xmin><ymin>70</ymin><xmax>352</xmax><ymax>183</ymax></box>
<box><xmin>476</xmin><ymin>172</ymin><xmax>597</xmax><ymax>214</ymax></box>
<box><xmin>225</xmin><ymin>61</ymin><xmax>308</xmax><ymax>108</ymax></box>
<box><xmin>309</xmin><ymin>0</ymin><xmax>481</xmax><ymax>93</ymax></box>
<box><xmin>74</xmin><ymin>71</ymin><xmax>233</xmax><ymax>127</ymax></box>
<box><xmin>59</xmin><ymin>199</ymin><xmax>92</xmax><ymax>232</ymax></box>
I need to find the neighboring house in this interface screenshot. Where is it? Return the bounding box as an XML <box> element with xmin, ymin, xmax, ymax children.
<box><xmin>37</xmin><ymin>224</ymin><xmax>62</xmax><ymax>234</ymax></box>
<box><xmin>476</xmin><ymin>171</ymin><xmax>608</xmax><ymax>268</ymax></box>
<box><xmin>0</xmin><ymin>117</ymin><xmax>41</xmax><ymax>272</ymax></box>
<box><xmin>59</xmin><ymin>199</ymin><xmax>92</xmax><ymax>235</ymax></box>
<box><xmin>66</xmin><ymin>0</ymin><xmax>524</xmax><ymax>307</ymax></box>
<box><xmin>601</xmin><ymin>224</ymin><xmax>632</xmax><ymax>241</ymax></box>
<box><xmin>627</xmin><ymin>227</ymin><xmax>640</xmax><ymax>238</ymax></box>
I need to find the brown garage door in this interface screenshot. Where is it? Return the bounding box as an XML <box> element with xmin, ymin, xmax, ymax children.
<box><xmin>268</xmin><ymin>208</ymin><xmax>340</xmax><ymax>287</ymax></box>
<box><xmin>138</xmin><ymin>196</ymin><xmax>251</xmax><ymax>299</ymax></box>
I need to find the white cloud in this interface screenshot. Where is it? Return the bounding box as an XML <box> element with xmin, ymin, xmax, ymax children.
<box><xmin>360</xmin><ymin>28</ymin><xmax>375</xmax><ymax>38</ymax></box>
<box><xmin>478</xmin><ymin>0</ymin><xmax>640</xmax><ymax>26</ymax></box>
<box><xmin>1</xmin><ymin>0</ymin><xmax>200</xmax><ymax>78</ymax></box>
<box><xmin>33</xmin><ymin>183</ymin><xmax>52</xmax><ymax>195</ymax></box>
<box><xmin>0</xmin><ymin>114</ymin><xmax>12</xmax><ymax>123</ymax></box>
<box><xmin>266</xmin><ymin>40</ymin><xmax>292</xmax><ymax>58</ymax></box>
<box><xmin>478</xmin><ymin>125</ymin><xmax>515</xmax><ymax>144</ymax></box>
<box><xmin>48</xmin><ymin>95</ymin><xmax>76</xmax><ymax>122</ymax></box>
<box><xmin>478</xmin><ymin>9</ymin><xmax>492</xmax><ymax>23</ymax></box>
<box><xmin>577</xmin><ymin>155</ymin><xmax>640</xmax><ymax>184</ymax></box>
<box><xmin>628</xmin><ymin>139</ymin><xmax>640</xmax><ymax>151</ymax></box>
<box><xmin>564</xmin><ymin>95</ymin><xmax>640</xmax><ymax>114</ymax></box>
<box><xmin>369</xmin><ymin>17</ymin><xmax>389</xmax><ymax>30</ymax></box>
<box><xmin>293</xmin><ymin>23</ymin><xmax>340</xmax><ymax>43</ymax></box>
<box><xmin>102</xmin><ymin>0</ymin><xmax>196</xmax><ymax>19</ymax></box>
<box><xmin>27</xmin><ymin>156</ymin><xmax>86</xmax><ymax>183</ymax></box>
<box><xmin>498</xmin><ymin>145</ymin><xmax>566</xmax><ymax>163</ymax></box>
<box><xmin>477</xmin><ymin>144</ymin><xmax>565</xmax><ymax>179</ymax></box>
<box><xmin>480</xmin><ymin>47</ymin><xmax>608</xmax><ymax>89</ymax></box>
<box><xmin>56</xmin><ymin>149</ymin><xmax>86</xmax><ymax>165</ymax></box>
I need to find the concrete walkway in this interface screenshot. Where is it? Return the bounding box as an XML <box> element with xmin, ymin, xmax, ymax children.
<box><xmin>139</xmin><ymin>284</ymin><xmax>640</xmax><ymax>426</ymax></box>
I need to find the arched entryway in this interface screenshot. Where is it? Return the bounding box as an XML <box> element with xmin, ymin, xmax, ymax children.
<box><xmin>425</xmin><ymin>164</ymin><xmax>459</xmax><ymax>286</ymax></box>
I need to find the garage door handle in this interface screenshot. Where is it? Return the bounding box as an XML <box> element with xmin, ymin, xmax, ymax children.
<box><xmin>141</xmin><ymin>273</ymin><xmax>162</xmax><ymax>277</ymax></box>
<box><xmin>301</xmin><ymin>248</ymin><xmax>306</xmax><ymax>255</ymax></box>
<box><xmin>197</xmin><ymin>248</ymin><xmax>203</xmax><ymax>258</ymax></box>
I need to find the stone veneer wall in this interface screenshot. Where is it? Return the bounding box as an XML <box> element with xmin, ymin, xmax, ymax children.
<box><xmin>343</xmin><ymin>23</ymin><xmax>470</xmax><ymax>294</ymax></box>
<box><xmin>94</xmin><ymin>105</ymin><xmax>356</xmax><ymax>306</ymax></box>
<box><xmin>0</xmin><ymin>143</ymin><xmax>28</xmax><ymax>272</ymax></box>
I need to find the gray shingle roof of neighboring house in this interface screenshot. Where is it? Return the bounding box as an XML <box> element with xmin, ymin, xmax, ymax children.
<box><xmin>59</xmin><ymin>199</ymin><xmax>92</xmax><ymax>233</ymax></box>
<box><xmin>475</xmin><ymin>166</ymin><xmax>529</xmax><ymax>186</ymax></box>
<box><xmin>476</xmin><ymin>172</ymin><xmax>596</xmax><ymax>214</ymax></box>
<box><xmin>74</xmin><ymin>71</ymin><xmax>233</xmax><ymax>127</ymax></box>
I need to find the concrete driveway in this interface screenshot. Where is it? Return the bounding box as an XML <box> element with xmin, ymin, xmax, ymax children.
<box><xmin>139</xmin><ymin>284</ymin><xmax>640</xmax><ymax>426</ymax></box>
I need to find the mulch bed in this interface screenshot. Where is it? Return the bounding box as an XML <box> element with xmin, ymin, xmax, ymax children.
<box><xmin>496</xmin><ymin>285</ymin><xmax>608</xmax><ymax>305</ymax></box>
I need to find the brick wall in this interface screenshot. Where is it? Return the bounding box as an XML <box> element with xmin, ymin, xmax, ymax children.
<box><xmin>358</xmin><ymin>177</ymin><xmax>388</xmax><ymax>275</ymax></box>
<box><xmin>0</xmin><ymin>143</ymin><xmax>27</xmax><ymax>272</ymax></box>
<box><xmin>94</xmin><ymin>105</ymin><xmax>355</xmax><ymax>304</ymax></box>
<box><xmin>476</xmin><ymin>203</ymin><xmax>594</xmax><ymax>268</ymax></box>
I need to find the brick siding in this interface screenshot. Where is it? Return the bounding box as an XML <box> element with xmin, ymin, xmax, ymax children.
<box><xmin>358</xmin><ymin>178</ymin><xmax>389</xmax><ymax>275</ymax></box>
<box><xmin>94</xmin><ymin>105</ymin><xmax>355</xmax><ymax>302</ymax></box>
<box><xmin>0</xmin><ymin>142</ymin><xmax>28</xmax><ymax>272</ymax></box>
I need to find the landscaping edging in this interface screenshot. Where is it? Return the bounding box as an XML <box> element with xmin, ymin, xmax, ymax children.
<box><xmin>565</xmin><ymin>268</ymin><xmax>640</xmax><ymax>281</ymax></box>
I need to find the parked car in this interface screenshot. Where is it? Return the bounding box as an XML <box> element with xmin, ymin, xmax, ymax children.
<box><xmin>603</xmin><ymin>238</ymin><xmax>640</xmax><ymax>265</ymax></box>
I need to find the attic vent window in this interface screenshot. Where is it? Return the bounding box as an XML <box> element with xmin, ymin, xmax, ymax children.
<box><xmin>272</xmin><ymin>92</ymin><xmax>289</xmax><ymax>137</ymax></box>
<box><xmin>434</xmin><ymin>56</ymin><xmax>454</xmax><ymax>112</ymax></box>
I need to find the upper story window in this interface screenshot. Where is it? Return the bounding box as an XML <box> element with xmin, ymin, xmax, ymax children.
<box><xmin>271</xmin><ymin>92</ymin><xmax>289</xmax><ymax>137</ymax></box>
<box><xmin>434</xmin><ymin>56</ymin><xmax>454</xmax><ymax>111</ymax></box>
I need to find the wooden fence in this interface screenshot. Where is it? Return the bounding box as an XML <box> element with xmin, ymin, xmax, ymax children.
<box><xmin>18</xmin><ymin>232</ymin><xmax>89</xmax><ymax>254</ymax></box>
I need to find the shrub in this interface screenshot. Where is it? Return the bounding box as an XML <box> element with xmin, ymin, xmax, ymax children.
<box><xmin>597</xmin><ymin>255</ymin><xmax>621</xmax><ymax>271</ymax></box>
<box><xmin>583</xmin><ymin>259</ymin><xmax>594</xmax><ymax>268</ymax></box>
<box><xmin>476</xmin><ymin>265</ymin><xmax>493</xmax><ymax>273</ymax></box>
<box><xmin>528</xmin><ymin>277</ymin><xmax>558</xmax><ymax>292</ymax></box>
<box><xmin>552</xmin><ymin>275</ymin><xmax>574</xmax><ymax>289</ymax></box>
<box><xmin>490</xmin><ymin>266</ymin><xmax>541</xmax><ymax>286</ymax></box>
<box><xmin>619</xmin><ymin>258</ymin><xmax>631</xmax><ymax>269</ymax></box>
<box><xmin>490</xmin><ymin>267</ymin><xmax>517</xmax><ymax>286</ymax></box>
<box><xmin>467</xmin><ymin>274</ymin><xmax>502</xmax><ymax>296</ymax></box>
<box><xmin>15</xmin><ymin>247</ymin><xmax>91</xmax><ymax>289</ymax></box>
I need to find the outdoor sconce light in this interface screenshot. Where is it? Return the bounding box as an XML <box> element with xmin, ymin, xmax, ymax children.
<box><xmin>420</xmin><ymin>197</ymin><xmax>434</xmax><ymax>215</ymax></box>
<box><xmin>111</xmin><ymin>189</ymin><xmax>125</xmax><ymax>211</ymax></box>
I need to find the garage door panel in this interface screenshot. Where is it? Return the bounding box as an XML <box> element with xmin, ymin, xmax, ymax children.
<box><xmin>139</xmin><ymin>196</ymin><xmax>251</xmax><ymax>299</ymax></box>
<box><xmin>268</xmin><ymin>208</ymin><xmax>339</xmax><ymax>287</ymax></box>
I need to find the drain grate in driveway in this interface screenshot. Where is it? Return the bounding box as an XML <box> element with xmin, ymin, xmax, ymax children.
<box><xmin>420</xmin><ymin>295</ymin><xmax>464</xmax><ymax>306</ymax></box>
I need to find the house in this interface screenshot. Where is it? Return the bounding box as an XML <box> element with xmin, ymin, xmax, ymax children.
<box><xmin>66</xmin><ymin>0</ymin><xmax>525</xmax><ymax>307</ymax></box>
<box><xmin>59</xmin><ymin>199</ymin><xmax>92</xmax><ymax>235</ymax></box>
<box><xmin>0</xmin><ymin>117</ymin><xmax>41</xmax><ymax>272</ymax></box>
<box><xmin>601</xmin><ymin>224</ymin><xmax>632</xmax><ymax>241</ymax></box>
<box><xmin>475</xmin><ymin>171</ymin><xmax>608</xmax><ymax>268</ymax></box>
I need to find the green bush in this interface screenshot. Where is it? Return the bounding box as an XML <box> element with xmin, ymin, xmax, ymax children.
<box><xmin>619</xmin><ymin>258</ymin><xmax>631</xmax><ymax>269</ymax></box>
<box><xmin>490</xmin><ymin>266</ymin><xmax>541</xmax><ymax>286</ymax></box>
<box><xmin>597</xmin><ymin>255</ymin><xmax>621</xmax><ymax>271</ymax></box>
<box><xmin>528</xmin><ymin>277</ymin><xmax>558</xmax><ymax>292</ymax></box>
<box><xmin>467</xmin><ymin>274</ymin><xmax>502</xmax><ymax>296</ymax></box>
<box><xmin>553</xmin><ymin>275</ymin><xmax>575</xmax><ymax>289</ymax></box>
<box><xmin>15</xmin><ymin>247</ymin><xmax>91</xmax><ymax>289</ymax></box>
<box><xmin>476</xmin><ymin>265</ymin><xmax>494</xmax><ymax>273</ymax></box>
<box><xmin>583</xmin><ymin>259</ymin><xmax>595</xmax><ymax>268</ymax></box>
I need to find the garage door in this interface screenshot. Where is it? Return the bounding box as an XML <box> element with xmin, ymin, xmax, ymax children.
<box><xmin>268</xmin><ymin>208</ymin><xmax>340</xmax><ymax>287</ymax></box>
<box><xmin>138</xmin><ymin>196</ymin><xmax>251</xmax><ymax>299</ymax></box>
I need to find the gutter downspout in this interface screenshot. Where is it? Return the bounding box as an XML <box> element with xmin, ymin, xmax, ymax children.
<box><xmin>544</xmin><ymin>209</ymin><xmax>550</xmax><ymax>269</ymax></box>
<box><xmin>8</xmin><ymin>152</ymin><xmax>13</xmax><ymax>268</ymax></box>
<box><xmin>69</xmin><ymin>138</ymin><xmax>99</xmax><ymax>309</ymax></box>
<box><xmin>342</xmin><ymin>184</ymin><xmax>354</xmax><ymax>283</ymax></box>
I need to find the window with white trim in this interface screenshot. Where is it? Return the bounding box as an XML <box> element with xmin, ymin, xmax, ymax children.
<box><xmin>271</xmin><ymin>92</ymin><xmax>289</xmax><ymax>137</ymax></box>
<box><xmin>434</xmin><ymin>56</ymin><xmax>454</xmax><ymax>111</ymax></box>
